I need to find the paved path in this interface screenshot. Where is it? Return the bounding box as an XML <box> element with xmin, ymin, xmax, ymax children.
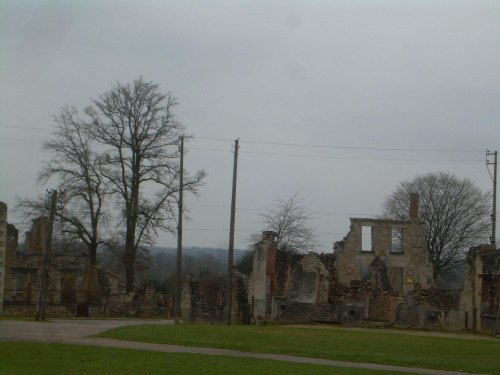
<box><xmin>0</xmin><ymin>319</ymin><xmax>491</xmax><ymax>375</ymax></box>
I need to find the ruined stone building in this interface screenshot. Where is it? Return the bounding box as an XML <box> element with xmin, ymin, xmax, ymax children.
<box><xmin>3</xmin><ymin>215</ymin><xmax>119</xmax><ymax>317</ymax></box>
<box><xmin>334</xmin><ymin>193</ymin><xmax>433</xmax><ymax>297</ymax></box>
<box><xmin>244</xmin><ymin>194</ymin><xmax>434</xmax><ymax>325</ymax></box>
<box><xmin>333</xmin><ymin>218</ymin><xmax>433</xmax><ymax>295</ymax></box>
<box><xmin>242</xmin><ymin>193</ymin><xmax>498</xmax><ymax>333</ymax></box>
<box><xmin>0</xmin><ymin>202</ymin><xmax>165</xmax><ymax>318</ymax></box>
<box><xmin>248</xmin><ymin>231</ymin><xmax>337</xmax><ymax>323</ymax></box>
<box><xmin>461</xmin><ymin>244</ymin><xmax>500</xmax><ymax>334</ymax></box>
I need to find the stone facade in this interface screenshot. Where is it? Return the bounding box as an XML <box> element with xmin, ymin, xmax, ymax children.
<box><xmin>334</xmin><ymin>218</ymin><xmax>433</xmax><ymax>296</ymax></box>
<box><xmin>248</xmin><ymin>231</ymin><xmax>279</xmax><ymax>320</ymax></box>
<box><xmin>396</xmin><ymin>288</ymin><xmax>463</xmax><ymax>331</ymax></box>
<box><xmin>2</xmin><ymin>217</ymin><xmax>128</xmax><ymax>317</ymax></box>
<box><xmin>1</xmin><ymin>207</ymin><xmax>166</xmax><ymax>318</ymax></box>
<box><xmin>247</xmin><ymin>231</ymin><xmax>348</xmax><ymax>324</ymax></box>
<box><xmin>180</xmin><ymin>270</ymin><xmax>250</xmax><ymax>325</ymax></box>
<box><xmin>460</xmin><ymin>245</ymin><xmax>500</xmax><ymax>334</ymax></box>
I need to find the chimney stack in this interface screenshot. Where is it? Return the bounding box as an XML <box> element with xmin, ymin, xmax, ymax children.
<box><xmin>262</xmin><ymin>231</ymin><xmax>278</xmax><ymax>245</ymax></box>
<box><xmin>410</xmin><ymin>193</ymin><xmax>419</xmax><ymax>221</ymax></box>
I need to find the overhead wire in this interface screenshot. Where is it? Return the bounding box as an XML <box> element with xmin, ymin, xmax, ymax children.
<box><xmin>1</xmin><ymin>126</ymin><xmax>486</xmax><ymax>153</ymax></box>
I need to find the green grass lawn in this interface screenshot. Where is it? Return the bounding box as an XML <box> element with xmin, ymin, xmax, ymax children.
<box><xmin>96</xmin><ymin>324</ymin><xmax>500</xmax><ymax>374</ymax></box>
<box><xmin>0</xmin><ymin>343</ymin><xmax>411</xmax><ymax>375</ymax></box>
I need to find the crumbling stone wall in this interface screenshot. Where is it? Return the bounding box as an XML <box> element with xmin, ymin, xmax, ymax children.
<box><xmin>334</xmin><ymin>218</ymin><xmax>433</xmax><ymax>296</ymax></box>
<box><xmin>0</xmin><ymin>202</ymin><xmax>7</xmax><ymax>315</ymax></box>
<box><xmin>248</xmin><ymin>231</ymin><xmax>278</xmax><ymax>321</ymax></box>
<box><xmin>25</xmin><ymin>217</ymin><xmax>48</xmax><ymax>254</ymax></box>
<box><xmin>181</xmin><ymin>277</ymin><xmax>224</xmax><ymax>324</ymax></box>
<box><xmin>248</xmin><ymin>232</ymin><xmax>358</xmax><ymax>324</ymax></box>
<box><xmin>396</xmin><ymin>288</ymin><xmax>462</xmax><ymax>330</ymax></box>
<box><xmin>2</xmin><ymin>217</ymin><xmax>164</xmax><ymax>319</ymax></box>
<box><xmin>461</xmin><ymin>245</ymin><xmax>499</xmax><ymax>334</ymax></box>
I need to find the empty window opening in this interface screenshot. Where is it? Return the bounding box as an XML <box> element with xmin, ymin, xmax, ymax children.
<box><xmin>60</xmin><ymin>274</ymin><xmax>77</xmax><ymax>304</ymax></box>
<box><xmin>361</xmin><ymin>226</ymin><xmax>372</xmax><ymax>252</ymax></box>
<box><xmin>12</xmin><ymin>272</ymin><xmax>32</xmax><ymax>302</ymax></box>
<box><xmin>361</xmin><ymin>266</ymin><xmax>369</xmax><ymax>279</ymax></box>
<box><xmin>391</xmin><ymin>228</ymin><xmax>403</xmax><ymax>253</ymax></box>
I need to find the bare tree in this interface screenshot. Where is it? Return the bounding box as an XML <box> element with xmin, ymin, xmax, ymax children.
<box><xmin>16</xmin><ymin>106</ymin><xmax>109</xmax><ymax>264</ymax></box>
<box><xmin>381</xmin><ymin>172</ymin><xmax>491</xmax><ymax>281</ymax></box>
<box><xmin>249</xmin><ymin>192</ymin><xmax>317</xmax><ymax>253</ymax></box>
<box><xmin>86</xmin><ymin>77</ymin><xmax>206</xmax><ymax>291</ymax></box>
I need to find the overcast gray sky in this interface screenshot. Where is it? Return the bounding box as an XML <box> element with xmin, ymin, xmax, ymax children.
<box><xmin>1</xmin><ymin>0</ymin><xmax>499</xmax><ymax>253</ymax></box>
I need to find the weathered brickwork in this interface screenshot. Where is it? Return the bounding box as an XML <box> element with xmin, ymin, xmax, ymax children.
<box><xmin>25</xmin><ymin>216</ymin><xmax>47</xmax><ymax>254</ymax></box>
<box><xmin>396</xmin><ymin>288</ymin><xmax>462</xmax><ymax>330</ymax></box>
<box><xmin>460</xmin><ymin>245</ymin><xmax>500</xmax><ymax>334</ymax></box>
<box><xmin>1</xmin><ymin>208</ymin><xmax>166</xmax><ymax>319</ymax></box>
<box><xmin>248</xmin><ymin>231</ymin><xmax>278</xmax><ymax>320</ymax></box>
<box><xmin>334</xmin><ymin>218</ymin><xmax>433</xmax><ymax>296</ymax></box>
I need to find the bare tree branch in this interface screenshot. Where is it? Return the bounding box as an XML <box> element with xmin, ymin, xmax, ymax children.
<box><xmin>86</xmin><ymin>77</ymin><xmax>206</xmax><ymax>291</ymax></box>
<box><xmin>381</xmin><ymin>172</ymin><xmax>491</xmax><ymax>282</ymax></box>
<box><xmin>249</xmin><ymin>191</ymin><xmax>318</xmax><ymax>253</ymax></box>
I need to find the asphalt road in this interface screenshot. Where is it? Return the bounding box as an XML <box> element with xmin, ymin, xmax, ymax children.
<box><xmin>0</xmin><ymin>319</ymin><xmax>491</xmax><ymax>375</ymax></box>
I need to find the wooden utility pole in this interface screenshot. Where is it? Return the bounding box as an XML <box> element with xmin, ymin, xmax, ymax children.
<box><xmin>227</xmin><ymin>139</ymin><xmax>239</xmax><ymax>325</ymax></box>
<box><xmin>35</xmin><ymin>190</ymin><xmax>57</xmax><ymax>321</ymax></box>
<box><xmin>487</xmin><ymin>150</ymin><xmax>497</xmax><ymax>246</ymax></box>
<box><xmin>175</xmin><ymin>136</ymin><xmax>184</xmax><ymax>324</ymax></box>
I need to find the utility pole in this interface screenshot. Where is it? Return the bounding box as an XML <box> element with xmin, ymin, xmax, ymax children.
<box><xmin>487</xmin><ymin>150</ymin><xmax>497</xmax><ymax>246</ymax></box>
<box><xmin>35</xmin><ymin>189</ymin><xmax>57</xmax><ymax>321</ymax></box>
<box><xmin>227</xmin><ymin>139</ymin><xmax>239</xmax><ymax>325</ymax></box>
<box><xmin>175</xmin><ymin>136</ymin><xmax>184</xmax><ymax>324</ymax></box>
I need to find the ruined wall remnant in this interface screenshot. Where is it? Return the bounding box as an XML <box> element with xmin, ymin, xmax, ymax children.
<box><xmin>288</xmin><ymin>253</ymin><xmax>330</xmax><ymax>305</ymax></box>
<box><xmin>334</xmin><ymin>218</ymin><xmax>433</xmax><ymax>297</ymax></box>
<box><xmin>460</xmin><ymin>245</ymin><xmax>500</xmax><ymax>334</ymax></box>
<box><xmin>396</xmin><ymin>288</ymin><xmax>462</xmax><ymax>330</ymax></box>
<box><xmin>181</xmin><ymin>276</ymin><xmax>227</xmax><ymax>324</ymax></box>
<box><xmin>0</xmin><ymin>202</ymin><xmax>7</xmax><ymax>315</ymax></box>
<box><xmin>248</xmin><ymin>231</ymin><xmax>278</xmax><ymax>321</ymax></box>
<box><xmin>1</xmin><ymin>210</ymin><xmax>162</xmax><ymax>319</ymax></box>
<box><xmin>25</xmin><ymin>217</ymin><xmax>48</xmax><ymax>254</ymax></box>
<box><xmin>247</xmin><ymin>231</ymin><xmax>340</xmax><ymax>324</ymax></box>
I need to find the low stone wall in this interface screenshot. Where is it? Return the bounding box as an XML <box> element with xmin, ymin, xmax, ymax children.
<box><xmin>2</xmin><ymin>302</ymin><xmax>170</xmax><ymax>319</ymax></box>
<box><xmin>369</xmin><ymin>296</ymin><xmax>402</xmax><ymax>323</ymax></box>
<box><xmin>275</xmin><ymin>301</ymin><xmax>364</xmax><ymax>324</ymax></box>
<box><xmin>395</xmin><ymin>305</ymin><xmax>467</xmax><ymax>331</ymax></box>
<box><xmin>2</xmin><ymin>303</ymin><xmax>76</xmax><ymax>318</ymax></box>
<box><xmin>480</xmin><ymin>314</ymin><xmax>498</xmax><ymax>334</ymax></box>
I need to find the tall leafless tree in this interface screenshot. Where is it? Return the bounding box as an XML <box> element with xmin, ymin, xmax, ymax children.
<box><xmin>381</xmin><ymin>172</ymin><xmax>491</xmax><ymax>281</ymax></box>
<box><xmin>249</xmin><ymin>192</ymin><xmax>317</xmax><ymax>253</ymax></box>
<box><xmin>16</xmin><ymin>106</ymin><xmax>108</xmax><ymax>265</ymax></box>
<box><xmin>86</xmin><ymin>77</ymin><xmax>205</xmax><ymax>291</ymax></box>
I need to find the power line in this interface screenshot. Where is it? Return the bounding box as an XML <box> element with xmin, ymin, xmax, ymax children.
<box><xmin>238</xmin><ymin>150</ymin><xmax>482</xmax><ymax>162</ymax></box>
<box><xmin>186</xmin><ymin>203</ymin><xmax>261</xmax><ymax>211</ymax></box>
<box><xmin>194</xmin><ymin>135</ymin><xmax>483</xmax><ymax>153</ymax></box>
<box><xmin>190</xmin><ymin>147</ymin><xmax>231</xmax><ymax>153</ymax></box>
<box><xmin>0</xmin><ymin>125</ymin><xmax>52</xmax><ymax>131</ymax></box>
<box><xmin>241</xmin><ymin>140</ymin><xmax>483</xmax><ymax>153</ymax></box>
<box><xmin>0</xmin><ymin>136</ymin><xmax>485</xmax><ymax>162</ymax></box>
<box><xmin>188</xmin><ymin>146</ymin><xmax>483</xmax><ymax>162</ymax></box>
<box><xmin>187</xmin><ymin>203</ymin><xmax>374</xmax><ymax>216</ymax></box>
<box><xmin>0</xmin><ymin>137</ymin><xmax>45</xmax><ymax>142</ymax></box>
<box><xmin>183</xmin><ymin>228</ymin><xmax>255</xmax><ymax>233</ymax></box>
<box><xmin>1</xmin><ymin>128</ymin><xmax>485</xmax><ymax>153</ymax></box>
